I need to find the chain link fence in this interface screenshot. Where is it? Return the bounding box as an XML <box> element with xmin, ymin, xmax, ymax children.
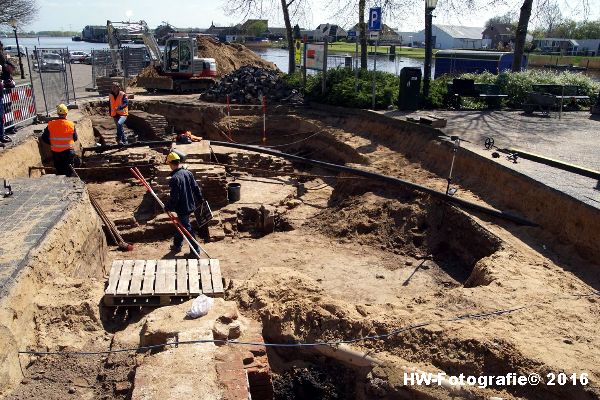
<box><xmin>30</xmin><ymin>47</ymin><xmax>76</xmax><ymax>116</ymax></box>
<box><xmin>91</xmin><ymin>47</ymin><xmax>148</xmax><ymax>89</ymax></box>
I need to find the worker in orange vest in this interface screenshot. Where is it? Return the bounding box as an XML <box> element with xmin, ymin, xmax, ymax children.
<box><xmin>109</xmin><ymin>82</ymin><xmax>129</xmax><ymax>145</ymax></box>
<box><xmin>42</xmin><ymin>104</ymin><xmax>77</xmax><ymax>176</ymax></box>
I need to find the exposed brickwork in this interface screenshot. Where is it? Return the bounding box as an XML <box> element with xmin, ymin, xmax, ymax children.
<box><xmin>0</xmin><ymin>176</ymin><xmax>85</xmax><ymax>297</ymax></box>
<box><xmin>243</xmin><ymin>341</ymin><xmax>274</xmax><ymax>400</ymax></box>
<box><xmin>126</xmin><ymin>111</ymin><xmax>170</xmax><ymax>140</ymax></box>
<box><xmin>215</xmin><ymin>347</ymin><xmax>250</xmax><ymax>400</ymax></box>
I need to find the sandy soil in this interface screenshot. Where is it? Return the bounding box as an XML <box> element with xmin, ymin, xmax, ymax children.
<box><xmin>6</xmin><ymin>104</ymin><xmax>600</xmax><ymax>400</ymax></box>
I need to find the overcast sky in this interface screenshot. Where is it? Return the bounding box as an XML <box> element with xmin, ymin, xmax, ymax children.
<box><xmin>25</xmin><ymin>0</ymin><xmax>599</xmax><ymax>32</ymax></box>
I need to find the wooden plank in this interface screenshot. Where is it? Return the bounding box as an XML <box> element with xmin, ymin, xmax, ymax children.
<box><xmin>142</xmin><ymin>260</ymin><xmax>156</xmax><ymax>295</ymax></box>
<box><xmin>106</xmin><ymin>260</ymin><xmax>123</xmax><ymax>295</ymax></box>
<box><xmin>199</xmin><ymin>259</ymin><xmax>213</xmax><ymax>295</ymax></box>
<box><xmin>176</xmin><ymin>259</ymin><xmax>189</xmax><ymax>295</ymax></box>
<box><xmin>164</xmin><ymin>259</ymin><xmax>176</xmax><ymax>294</ymax></box>
<box><xmin>129</xmin><ymin>260</ymin><xmax>146</xmax><ymax>295</ymax></box>
<box><xmin>116</xmin><ymin>260</ymin><xmax>135</xmax><ymax>295</ymax></box>
<box><xmin>209</xmin><ymin>259</ymin><xmax>224</xmax><ymax>296</ymax></box>
<box><xmin>188</xmin><ymin>259</ymin><xmax>200</xmax><ymax>294</ymax></box>
<box><xmin>155</xmin><ymin>260</ymin><xmax>168</xmax><ymax>294</ymax></box>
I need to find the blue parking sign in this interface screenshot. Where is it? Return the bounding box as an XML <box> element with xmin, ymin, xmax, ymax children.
<box><xmin>368</xmin><ymin>7</ymin><xmax>382</xmax><ymax>31</ymax></box>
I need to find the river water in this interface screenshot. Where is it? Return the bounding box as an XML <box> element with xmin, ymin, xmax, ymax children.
<box><xmin>2</xmin><ymin>37</ymin><xmax>428</xmax><ymax>76</ymax></box>
<box><xmin>3</xmin><ymin>37</ymin><xmax>598</xmax><ymax>80</ymax></box>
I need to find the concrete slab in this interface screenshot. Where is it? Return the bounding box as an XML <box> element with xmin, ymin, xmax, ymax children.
<box><xmin>0</xmin><ymin>176</ymin><xmax>84</xmax><ymax>297</ymax></box>
<box><xmin>383</xmin><ymin>110</ymin><xmax>600</xmax><ymax>209</ymax></box>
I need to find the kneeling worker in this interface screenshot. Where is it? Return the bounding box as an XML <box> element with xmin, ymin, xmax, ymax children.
<box><xmin>165</xmin><ymin>151</ymin><xmax>203</xmax><ymax>254</ymax></box>
<box><xmin>42</xmin><ymin>104</ymin><xmax>77</xmax><ymax>177</ymax></box>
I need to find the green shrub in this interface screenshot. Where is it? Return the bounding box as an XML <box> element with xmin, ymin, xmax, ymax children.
<box><xmin>284</xmin><ymin>68</ymin><xmax>400</xmax><ymax>109</ymax></box>
<box><xmin>284</xmin><ymin>68</ymin><xmax>600</xmax><ymax>110</ymax></box>
<box><xmin>433</xmin><ymin>70</ymin><xmax>599</xmax><ymax>108</ymax></box>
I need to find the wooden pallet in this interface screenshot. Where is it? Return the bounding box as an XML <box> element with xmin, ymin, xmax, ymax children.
<box><xmin>104</xmin><ymin>259</ymin><xmax>224</xmax><ymax>306</ymax></box>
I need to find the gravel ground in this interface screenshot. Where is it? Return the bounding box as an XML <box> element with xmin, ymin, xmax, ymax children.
<box><xmin>383</xmin><ymin>109</ymin><xmax>600</xmax><ymax>209</ymax></box>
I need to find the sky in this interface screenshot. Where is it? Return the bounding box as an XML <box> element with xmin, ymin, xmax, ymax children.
<box><xmin>23</xmin><ymin>0</ymin><xmax>600</xmax><ymax>33</ymax></box>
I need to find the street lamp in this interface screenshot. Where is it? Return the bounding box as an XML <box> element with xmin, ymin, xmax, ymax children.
<box><xmin>423</xmin><ymin>0</ymin><xmax>438</xmax><ymax>100</ymax></box>
<box><xmin>9</xmin><ymin>18</ymin><xmax>25</xmax><ymax>80</ymax></box>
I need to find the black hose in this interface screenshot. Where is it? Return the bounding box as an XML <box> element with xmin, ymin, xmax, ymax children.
<box><xmin>209</xmin><ymin>141</ymin><xmax>537</xmax><ymax>227</ymax></box>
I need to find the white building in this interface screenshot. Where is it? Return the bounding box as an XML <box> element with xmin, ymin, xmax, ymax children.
<box><xmin>396</xmin><ymin>31</ymin><xmax>418</xmax><ymax>46</ymax></box>
<box><xmin>413</xmin><ymin>25</ymin><xmax>490</xmax><ymax>49</ymax></box>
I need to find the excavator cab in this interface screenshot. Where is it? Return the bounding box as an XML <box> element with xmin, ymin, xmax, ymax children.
<box><xmin>164</xmin><ymin>38</ymin><xmax>193</xmax><ymax>75</ymax></box>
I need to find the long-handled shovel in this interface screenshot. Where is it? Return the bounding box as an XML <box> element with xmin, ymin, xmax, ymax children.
<box><xmin>71</xmin><ymin>166</ymin><xmax>133</xmax><ymax>251</ymax></box>
<box><xmin>129</xmin><ymin>167</ymin><xmax>211</xmax><ymax>259</ymax></box>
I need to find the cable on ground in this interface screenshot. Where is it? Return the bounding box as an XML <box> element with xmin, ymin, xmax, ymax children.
<box><xmin>18</xmin><ymin>290</ymin><xmax>599</xmax><ymax>357</ymax></box>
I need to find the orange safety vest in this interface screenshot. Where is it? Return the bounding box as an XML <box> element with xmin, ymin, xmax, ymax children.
<box><xmin>47</xmin><ymin>119</ymin><xmax>75</xmax><ymax>153</ymax></box>
<box><xmin>110</xmin><ymin>91</ymin><xmax>129</xmax><ymax>117</ymax></box>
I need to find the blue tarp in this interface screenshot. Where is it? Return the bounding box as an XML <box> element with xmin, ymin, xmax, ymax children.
<box><xmin>434</xmin><ymin>50</ymin><xmax>528</xmax><ymax>78</ymax></box>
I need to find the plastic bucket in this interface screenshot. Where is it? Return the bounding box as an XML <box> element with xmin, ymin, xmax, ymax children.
<box><xmin>227</xmin><ymin>183</ymin><xmax>241</xmax><ymax>203</ymax></box>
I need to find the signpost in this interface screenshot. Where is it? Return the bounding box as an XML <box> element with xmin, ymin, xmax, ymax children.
<box><xmin>368</xmin><ymin>7</ymin><xmax>382</xmax><ymax>109</ymax></box>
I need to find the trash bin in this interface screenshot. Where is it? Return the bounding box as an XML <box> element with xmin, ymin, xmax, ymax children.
<box><xmin>227</xmin><ymin>183</ymin><xmax>241</xmax><ymax>203</ymax></box>
<box><xmin>397</xmin><ymin>67</ymin><xmax>422</xmax><ymax>111</ymax></box>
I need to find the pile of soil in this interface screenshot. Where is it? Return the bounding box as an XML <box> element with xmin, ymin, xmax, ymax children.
<box><xmin>201</xmin><ymin>66</ymin><xmax>303</xmax><ymax>105</ymax></box>
<box><xmin>196</xmin><ymin>36</ymin><xmax>277</xmax><ymax>77</ymax></box>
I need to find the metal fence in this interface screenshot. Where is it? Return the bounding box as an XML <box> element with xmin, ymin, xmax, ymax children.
<box><xmin>30</xmin><ymin>47</ymin><xmax>77</xmax><ymax>116</ymax></box>
<box><xmin>91</xmin><ymin>47</ymin><xmax>147</xmax><ymax>88</ymax></box>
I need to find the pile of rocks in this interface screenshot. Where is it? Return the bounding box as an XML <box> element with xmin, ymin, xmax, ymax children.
<box><xmin>201</xmin><ymin>66</ymin><xmax>303</xmax><ymax>105</ymax></box>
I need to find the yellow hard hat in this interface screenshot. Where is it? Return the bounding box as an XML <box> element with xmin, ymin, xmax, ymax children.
<box><xmin>56</xmin><ymin>104</ymin><xmax>68</xmax><ymax>115</ymax></box>
<box><xmin>166</xmin><ymin>152</ymin><xmax>181</xmax><ymax>164</ymax></box>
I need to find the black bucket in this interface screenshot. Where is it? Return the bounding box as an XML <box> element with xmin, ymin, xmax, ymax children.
<box><xmin>227</xmin><ymin>182</ymin><xmax>241</xmax><ymax>203</ymax></box>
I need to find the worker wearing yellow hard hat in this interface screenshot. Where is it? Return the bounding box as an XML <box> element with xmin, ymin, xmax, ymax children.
<box><xmin>41</xmin><ymin>104</ymin><xmax>78</xmax><ymax>176</ymax></box>
<box><xmin>164</xmin><ymin>151</ymin><xmax>205</xmax><ymax>254</ymax></box>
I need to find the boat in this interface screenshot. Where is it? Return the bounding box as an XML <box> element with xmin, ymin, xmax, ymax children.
<box><xmin>72</xmin><ymin>36</ymin><xmax>82</xmax><ymax>42</ymax></box>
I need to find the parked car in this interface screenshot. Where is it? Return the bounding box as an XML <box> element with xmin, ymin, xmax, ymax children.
<box><xmin>4</xmin><ymin>45</ymin><xmax>26</xmax><ymax>57</ymax></box>
<box><xmin>69</xmin><ymin>51</ymin><xmax>90</xmax><ymax>63</ymax></box>
<box><xmin>39</xmin><ymin>53</ymin><xmax>65</xmax><ymax>72</ymax></box>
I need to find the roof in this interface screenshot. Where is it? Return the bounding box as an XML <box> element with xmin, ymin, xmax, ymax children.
<box><xmin>435</xmin><ymin>25</ymin><xmax>484</xmax><ymax>39</ymax></box>
<box><xmin>535</xmin><ymin>38</ymin><xmax>580</xmax><ymax>46</ymax></box>
<box><xmin>577</xmin><ymin>39</ymin><xmax>600</xmax><ymax>50</ymax></box>
<box><xmin>483</xmin><ymin>24</ymin><xmax>514</xmax><ymax>35</ymax></box>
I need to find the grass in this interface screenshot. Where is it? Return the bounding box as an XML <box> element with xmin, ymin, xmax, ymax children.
<box><xmin>327</xmin><ymin>42</ymin><xmax>433</xmax><ymax>58</ymax></box>
<box><xmin>528</xmin><ymin>54</ymin><xmax>600</xmax><ymax>65</ymax></box>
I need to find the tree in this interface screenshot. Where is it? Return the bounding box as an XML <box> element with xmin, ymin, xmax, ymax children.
<box><xmin>512</xmin><ymin>0</ymin><xmax>533</xmax><ymax>71</ymax></box>
<box><xmin>485</xmin><ymin>12</ymin><xmax>517</xmax><ymax>29</ymax></box>
<box><xmin>245</xmin><ymin>20</ymin><xmax>268</xmax><ymax>37</ymax></box>
<box><xmin>226</xmin><ymin>0</ymin><xmax>308</xmax><ymax>73</ymax></box>
<box><xmin>537</xmin><ymin>0</ymin><xmax>562</xmax><ymax>35</ymax></box>
<box><xmin>0</xmin><ymin>0</ymin><xmax>38</xmax><ymax>27</ymax></box>
<box><xmin>358</xmin><ymin>0</ymin><xmax>367</xmax><ymax>69</ymax></box>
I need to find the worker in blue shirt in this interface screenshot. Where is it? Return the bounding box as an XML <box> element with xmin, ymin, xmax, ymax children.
<box><xmin>165</xmin><ymin>151</ymin><xmax>204</xmax><ymax>254</ymax></box>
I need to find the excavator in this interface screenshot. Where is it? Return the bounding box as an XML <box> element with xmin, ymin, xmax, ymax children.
<box><xmin>107</xmin><ymin>20</ymin><xmax>218</xmax><ymax>93</ymax></box>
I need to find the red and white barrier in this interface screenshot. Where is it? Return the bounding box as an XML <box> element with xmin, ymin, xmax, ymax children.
<box><xmin>2</xmin><ymin>84</ymin><xmax>37</xmax><ymax>129</ymax></box>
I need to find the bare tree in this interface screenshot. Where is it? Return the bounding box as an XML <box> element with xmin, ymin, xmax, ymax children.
<box><xmin>536</xmin><ymin>0</ymin><xmax>562</xmax><ymax>35</ymax></box>
<box><xmin>512</xmin><ymin>0</ymin><xmax>533</xmax><ymax>71</ymax></box>
<box><xmin>358</xmin><ymin>0</ymin><xmax>367</xmax><ymax>69</ymax></box>
<box><xmin>0</xmin><ymin>0</ymin><xmax>38</xmax><ymax>27</ymax></box>
<box><xmin>226</xmin><ymin>0</ymin><xmax>308</xmax><ymax>73</ymax></box>
<box><xmin>330</xmin><ymin>0</ymin><xmax>419</xmax><ymax>70</ymax></box>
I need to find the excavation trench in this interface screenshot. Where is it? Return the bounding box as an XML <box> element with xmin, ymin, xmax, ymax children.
<box><xmin>79</xmin><ymin>100</ymin><xmax>509</xmax><ymax>400</ymax></box>
<box><xmin>4</xmin><ymin>99</ymin><xmax>597</xmax><ymax>400</ymax></box>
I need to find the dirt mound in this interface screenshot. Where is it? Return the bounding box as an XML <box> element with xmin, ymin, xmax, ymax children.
<box><xmin>196</xmin><ymin>36</ymin><xmax>277</xmax><ymax>77</ymax></box>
